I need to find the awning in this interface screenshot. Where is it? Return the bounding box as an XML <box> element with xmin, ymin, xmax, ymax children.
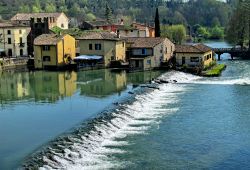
<box><xmin>74</xmin><ymin>55</ymin><xmax>103</xmax><ymax>61</ymax></box>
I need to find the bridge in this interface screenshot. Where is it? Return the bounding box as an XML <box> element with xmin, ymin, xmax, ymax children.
<box><xmin>213</xmin><ymin>48</ymin><xmax>249</xmax><ymax>60</ymax></box>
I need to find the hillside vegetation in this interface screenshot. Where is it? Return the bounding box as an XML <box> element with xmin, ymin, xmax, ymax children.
<box><xmin>0</xmin><ymin>0</ymin><xmax>237</xmax><ymax>28</ymax></box>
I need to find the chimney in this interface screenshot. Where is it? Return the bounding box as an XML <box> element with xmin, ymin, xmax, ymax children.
<box><xmin>120</xmin><ymin>19</ymin><xmax>124</xmax><ymax>25</ymax></box>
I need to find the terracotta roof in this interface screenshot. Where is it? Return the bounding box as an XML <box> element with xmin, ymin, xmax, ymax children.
<box><xmin>0</xmin><ymin>21</ymin><xmax>29</xmax><ymax>28</ymax></box>
<box><xmin>175</xmin><ymin>44</ymin><xmax>212</xmax><ymax>53</ymax></box>
<box><xmin>11</xmin><ymin>12</ymin><xmax>66</xmax><ymax>21</ymax></box>
<box><xmin>34</xmin><ymin>34</ymin><xmax>65</xmax><ymax>45</ymax></box>
<box><xmin>125</xmin><ymin>37</ymin><xmax>165</xmax><ymax>48</ymax></box>
<box><xmin>76</xmin><ymin>32</ymin><xmax>120</xmax><ymax>41</ymax></box>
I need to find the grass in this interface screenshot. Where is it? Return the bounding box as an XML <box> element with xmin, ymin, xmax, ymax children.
<box><xmin>203</xmin><ymin>64</ymin><xmax>226</xmax><ymax>77</ymax></box>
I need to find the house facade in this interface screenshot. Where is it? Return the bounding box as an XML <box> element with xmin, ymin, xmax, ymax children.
<box><xmin>76</xmin><ymin>32</ymin><xmax>126</xmax><ymax>67</ymax></box>
<box><xmin>34</xmin><ymin>34</ymin><xmax>76</xmax><ymax>69</ymax></box>
<box><xmin>0</xmin><ymin>22</ymin><xmax>30</xmax><ymax>57</ymax></box>
<box><xmin>11</xmin><ymin>12</ymin><xmax>69</xmax><ymax>29</ymax></box>
<box><xmin>80</xmin><ymin>20</ymin><xmax>119</xmax><ymax>32</ymax></box>
<box><xmin>117</xmin><ymin>23</ymin><xmax>155</xmax><ymax>38</ymax></box>
<box><xmin>125</xmin><ymin>37</ymin><xmax>175</xmax><ymax>71</ymax></box>
<box><xmin>175</xmin><ymin>44</ymin><xmax>213</xmax><ymax>68</ymax></box>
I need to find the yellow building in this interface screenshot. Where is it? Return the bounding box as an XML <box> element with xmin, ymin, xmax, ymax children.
<box><xmin>125</xmin><ymin>37</ymin><xmax>175</xmax><ymax>71</ymax></box>
<box><xmin>175</xmin><ymin>44</ymin><xmax>213</xmax><ymax>68</ymax></box>
<box><xmin>76</xmin><ymin>32</ymin><xmax>126</xmax><ymax>67</ymax></box>
<box><xmin>0</xmin><ymin>22</ymin><xmax>30</xmax><ymax>57</ymax></box>
<box><xmin>34</xmin><ymin>34</ymin><xmax>76</xmax><ymax>69</ymax></box>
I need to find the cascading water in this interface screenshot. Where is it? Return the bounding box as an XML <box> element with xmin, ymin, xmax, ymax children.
<box><xmin>22</xmin><ymin>71</ymin><xmax>199</xmax><ymax>170</ymax></box>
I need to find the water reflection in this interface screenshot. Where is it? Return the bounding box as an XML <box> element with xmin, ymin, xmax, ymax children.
<box><xmin>0</xmin><ymin>70</ymin><xmax>163</xmax><ymax>106</ymax></box>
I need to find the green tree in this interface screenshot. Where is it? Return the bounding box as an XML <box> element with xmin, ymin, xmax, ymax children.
<box><xmin>85</xmin><ymin>12</ymin><xmax>96</xmax><ymax>21</ymax></box>
<box><xmin>45</xmin><ymin>3</ymin><xmax>56</xmax><ymax>12</ymax></box>
<box><xmin>33</xmin><ymin>0</ymin><xmax>42</xmax><ymax>12</ymax></box>
<box><xmin>210</xmin><ymin>26</ymin><xmax>224</xmax><ymax>39</ymax></box>
<box><xmin>226</xmin><ymin>0</ymin><xmax>250</xmax><ymax>47</ymax></box>
<box><xmin>161</xmin><ymin>24</ymin><xmax>186</xmax><ymax>44</ymax></box>
<box><xmin>197</xmin><ymin>26</ymin><xmax>210</xmax><ymax>39</ymax></box>
<box><xmin>155</xmin><ymin>7</ymin><xmax>161</xmax><ymax>37</ymax></box>
<box><xmin>105</xmin><ymin>4</ymin><xmax>112</xmax><ymax>22</ymax></box>
<box><xmin>19</xmin><ymin>4</ymin><xmax>30</xmax><ymax>13</ymax></box>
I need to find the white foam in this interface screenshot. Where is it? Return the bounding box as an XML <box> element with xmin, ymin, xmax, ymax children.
<box><xmin>40</xmin><ymin>73</ymin><xmax>188</xmax><ymax>170</ymax></box>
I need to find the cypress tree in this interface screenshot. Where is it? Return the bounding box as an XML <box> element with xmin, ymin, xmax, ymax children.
<box><xmin>155</xmin><ymin>7</ymin><xmax>161</xmax><ymax>37</ymax></box>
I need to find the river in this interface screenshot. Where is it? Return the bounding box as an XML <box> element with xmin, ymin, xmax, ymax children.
<box><xmin>1</xmin><ymin>41</ymin><xmax>250</xmax><ymax>169</ymax></box>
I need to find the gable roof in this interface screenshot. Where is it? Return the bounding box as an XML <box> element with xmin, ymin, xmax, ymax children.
<box><xmin>76</xmin><ymin>31</ymin><xmax>120</xmax><ymax>41</ymax></box>
<box><xmin>34</xmin><ymin>34</ymin><xmax>67</xmax><ymax>45</ymax></box>
<box><xmin>125</xmin><ymin>37</ymin><xmax>166</xmax><ymax>48</ymax></box>
<box><xmin>175</xmin><ymin>44</ymin><xmax>212</xmax><ymax>53</ymax></box>
<box><xmin>11</xmin><ymin>12</ymin><xmax>67</xmax><ymax>21</ymax></box>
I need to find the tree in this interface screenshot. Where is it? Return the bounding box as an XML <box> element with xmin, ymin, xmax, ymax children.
<box><xmin>85</xmin><ymin>13</ymin><xmax>96</xmax><ymax>21</ymax></box>
<box><xmin>210</xmin><ymin>26</ymin><xmax>224</xmax><ymax>39</ymax></box>
<box><xmin>105</xmin><ymin>4</ymin><xmax>112</xmax><ymax>22</ymax></box>
<box><xmin>45</xmin><ymin>3</ymin><xmax>56</xmax><ymax>12</ymax></box>
<box><xmin>32</xmin><ymin>0</ymin><xmax>42</xmax><ymax>12</ymax></box>
<box><xmin>226</xmin><ymin>0</ymin><xmax>250</xmax><ymax>47</ymax></box>
<box><xmin>155</xmin><ymin>7</ymin><xmax>161</xmax><ymax>37</ymax></box>
<box><xmin>19</xmin><ymin>4</ymin><xmax>30</xmax><ymax>13</ymax></box>
<box><xmin>161</xmin><ymin>24</ymin><xmax>186</xmax><ymax>44</ymax></box>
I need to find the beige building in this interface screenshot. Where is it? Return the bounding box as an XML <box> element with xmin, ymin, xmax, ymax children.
<box><xmin>175</xmin><ymin>44</ymin><xmax>213</xmax><ymax>68</ymax></box>
<box><xmin>117</xmin><ymin>23</ymin><xmax>155</xmax><ymax>38</ymax></box>
<box><xmin>11</xmin><ymin>12</ymin><xmax>69</xmax><ymax>29</ymax></box>
<box><xmin>0</xmin><ymin>22</ymin><xmax>30</xmax><ymax>57</ymax></box>
<box><xmin>34</xmin><ymin>34</ymin><xmax>76</xmax><ymax>69</ymax></box>
<box><xmin>125</xmin><ymin>37</ymin><xmax>175</xmax><ymax>71</ymax></box>
<box><xmin>76</xmin><ymin>32</ymin><xmax>126</xmax><ymax>67</ymax></box>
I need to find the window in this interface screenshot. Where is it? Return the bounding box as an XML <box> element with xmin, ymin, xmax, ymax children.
<box><xmin>20</xmin><ymin>49</ymin><xmax>23</xmax><ymax>56</ymax></box>
<box><xmin>43</xmin><ymin>56</ymin><xmax>51</xmax><ymax>61</ymax></box>
<box><xmin>95</xmin><ymin>44</ymin><xmax>101</xmax><ymax>50</ymax></box>
<box><xmin>19</xmin><ymin>30</ymin><xmax>22</xmax><ymax>34</ymax></box>
<box><xmin>20</xmin><ymin>37</ymin><xmax>23</xmax><ymax>43</ymax></box>
<box><xmin>89</xmin><ymin>44</ymin><xmax>92</xmax><ymax>50</ymax></box>
<box><xmin>43</xmin><ymin>46</ymin><xmax>50</xmax><ymax>51</ymax></box>
<box><xmin>142</xmin><ymin>48</ymin><xmax>146</xmax><ymax>55</ymax></box>
<box><xmin>8</xmin><ymin>38</ymin><xmax>11</xmax><ymax>44</ymax></box>
<box><xmin>165</xmin><ymin>47</ymin><xmax>168</xmax><ymax>53</ymax></box>
<box><xmin>190</xmin><ymin>57</ymin><xmax>199</xmax><ymax>62</ymax></box>
<box><xmin>8</xmin><ymin>49</ymin><xmax>12</xmax><ymax>56</ymax></box>
<box><xmin>61</xmin><ymin>24</ymin><xmax>64</xmax><ymax>28</ymax></box>
<box><xmin>7</xmin><ymin>30</ymin><xmax>11</xmax><ymax>35</ymax></box>
<box><xmin>147</xmin><ymin>59</ymin><xmax>151</xmax><ymax>65</ymax></box>
<box><xmin>122</xmin><ymin>42</ymin><xmax>125</xmax><ymax>47</ymax></box>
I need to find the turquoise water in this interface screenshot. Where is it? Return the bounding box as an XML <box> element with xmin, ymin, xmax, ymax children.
<box><xmin>0</xmin><ymin>69</ymin><xmax>163</xmax><ymax>169</ymax></box>
<box><xmin>2</xmin><ymin>41</ymin><xmax>250</xmax><ymax>169</ymax></box>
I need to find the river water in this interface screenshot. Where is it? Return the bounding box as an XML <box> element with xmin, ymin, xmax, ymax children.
<box><xmin>1</xmin><ymin>42</ymin><xmax>250</xmax><ymax>169</ymax></box>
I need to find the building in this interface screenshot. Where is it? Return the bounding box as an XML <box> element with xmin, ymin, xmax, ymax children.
<box><xmin>117</xmin><ymin>23</ymin><xmax>155</xmax><ymax>38</ymax></box>
<box><xmin>76</xmin><ymin>32</ymin><xmax>126</xmax><ymax>67</ymax></box>
<box><xmin>131</xmin><ymin>23</ymin><xmax>155</xmax><ymax>37</ymax></box>
<box><xmin>27</xmin><ymin>17</ymin><xmax>51</xmax><ymax>56</ymax></box>
<box><xmin>0</xmin><ymin>22</ymin><xmax>30</xmax><ymax>57</ymax></box>
<box><xmin>11</xmin><ymin>12</ymin><xmax>69</xmax><ymax>29</ymax></box>
<box><xmin>125</xmin><ymin>37</ymin><xmax>175</xmax><ymax>71</ymax></box>
<box><xmin>80</xmin><ymin>20</ymin><xmax>119</xmax><ymax>32</ymax></box>
<box><xmin>34</xmin><ymin>34</ymin><xmax>76</xmax><ymax>69</ymax></box>
<box><xmin>175</xmin><ymin>44</ymin><xmax>213</xmax><ymax>68</ymax></box>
